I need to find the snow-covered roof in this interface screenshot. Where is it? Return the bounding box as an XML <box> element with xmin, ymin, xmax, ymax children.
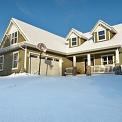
<box><xmin>1</xmin><ymin>18</ymin><xmax>122</xmax><ymax>55</ymax></box>
<box><xmin>91</xmin><ymin>20</ymin><xmax>117</xmax><ymax>34</ymax></box>
<box><xmin>67</xmin><ymin>24</ymin><xmax>122</xmax><ymax>54</ymax></box>
<box><xmin>66</xmin><ymin>28</ymin><xmax>89</xmax><ymax>40</ymax></box>
<box><xmin>12</xmin><ymin>18</ymin><xmax>66</xmax><ymax>53</ymax></box>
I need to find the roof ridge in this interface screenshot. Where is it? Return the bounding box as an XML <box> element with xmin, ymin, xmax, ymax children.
<box><xmin>12</xmin><ymin>18</ymin><xmax>65</xmax><ymax>40</ymax></box>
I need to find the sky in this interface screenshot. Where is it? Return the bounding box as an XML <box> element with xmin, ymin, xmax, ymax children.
<box><xmin>0</xmin><ymin>0</ymin><xmax>122</xmax><ymax>40</ymax></box>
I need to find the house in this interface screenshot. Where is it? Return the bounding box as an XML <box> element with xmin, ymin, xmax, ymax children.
<box><xmin>0</xmin><ymin>18</ymin><xmax>122</xmax><ymax>76</ymax></box>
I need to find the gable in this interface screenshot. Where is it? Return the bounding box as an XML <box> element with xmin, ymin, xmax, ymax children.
<box><xmin>92</xmin><ymin>24</ymin><xmax>116</xmax><ymax>42</ymax></box>
<box><xmin>7</xmin><ymin>23</ymin><xmax>18</xmax><ymax>35</ymax></box>
<box><xmin>1</xmin><ymin>21</ymin><xmax>26</xmax><ymax>48</ymax></box>
<box><xmin>66</xmin><ymin>32</ymin><xmax>86</xmax><ymax>48</ymax></box>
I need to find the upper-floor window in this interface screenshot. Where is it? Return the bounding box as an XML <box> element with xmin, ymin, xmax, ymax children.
<box><xmin>0</xmin><ymin>55</ymin><xmax>4</xmax><ymax>71</ymax></box>
<box><xmin>101</xmin><ymin>55</ymin><xmax>114</xmax><ymax>65</ymax></box>
<box><xmin>71</xmin><ymin>38</ymin><xmax>77</xmax><ymax>47</ymax></box>
<box><xmin>98</xmin><ymin>30</ymin><xmax>106</xmax><ymax>41</ymax></box>
<box><xmin>10</xmin><ymin>32</ymin><xmax>18</xmax><ymax>45</ymax></box>
<box><xmin>12</xmin><ymin>52</ymin><xmax>19</xmax><ymax>69</ymax></box>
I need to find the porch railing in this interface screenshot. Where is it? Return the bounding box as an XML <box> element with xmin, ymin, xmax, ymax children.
<box><xmin>91</xmin><ymin>65</ymin><xmax>115</xmax><ymax>74</ymax></box>
<box><xmin>65</xmin><ymin>67</ymin><xmax>73</xmax><ymax>75</ymax></box>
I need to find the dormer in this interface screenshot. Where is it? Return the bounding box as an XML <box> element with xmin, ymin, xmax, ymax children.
<box><xmin>66</xmin><ymin>28</ymin><xmax>88</xmax><ymax>48</ymax></box>
<box><xmin>91</xmin><ymin>20</ymin><xmax>117</xmax><ymax>43</ymax></box>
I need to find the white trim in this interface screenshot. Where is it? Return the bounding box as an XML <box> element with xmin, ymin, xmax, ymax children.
<box><xmin>28</xmin><ymin>52</ymin><xmax>40</xmax><ymax>73</ymax></box>
<box><xmin>10</xmin><ymin>31</ymin><xmax>18</xmax><ymax>45</ymax></box>
<box><xmin>24</xmin><ymin>48</ymin><xmax>27</xmax><ymax>70</ymax></box>
<box><xmin>0</xmin><ymin>55</ymin><xmax>4</xmax><ymax>71</ymax></box>
<box><xmin>87</xmin><ymin>54</ymin><xmax>91</xmax><ymax>66</ymax></box>
<box><xmin>115</xmin><ymin>48</ymin><xmax>120</xmax><ymax>64</ymax></box>
<box><xmin>12</xmin><ymin>51</ymin><xmax>19</xmax><ymax>70</ymax></box>
<box><xmin>1</xmin><ymin>21</ymin><xmax>13</xmax><ymax>48</ymax></box>
<box><xmin>59</xmin><ymin>58</ymin><xmax>63</xmax><ymax>76</ymax></box>
<box><xmin>71</xmin><ymin>37</ymin><xmax>78</xmax><ymax>47</ymax></box>
<box><xmin>97</xmin><ymin>30</ymin><xmax>106</xmax><ymax>42</ymax></box>
<box><xmin>66</xmin><ymin>28</ymin><xmax>88</xmax><ymax>40</ymax></box>
<box><xmin>101</xmin><ymin>54</ymin><xmax>114</xmax><ymax>66</ymax></box>
<box><xmin>73</xmin><ymin>56</ymin><xmax>76</xmax><ymax>67</ymax></box>
<box><xmin>108</xmin><ymin>31</ymin><xmax>111</xmax><ymax>40</ymax></box>
<box><xmin>91</xmin><ymin>20</ymin><xmax>117</xmax><ymax>34</ymax></box>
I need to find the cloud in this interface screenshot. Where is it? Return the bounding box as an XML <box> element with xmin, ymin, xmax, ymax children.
<box><xmin>15</xmin><ymin>0</ymin><xmax>34</xmax><ymax>17</ymax></box>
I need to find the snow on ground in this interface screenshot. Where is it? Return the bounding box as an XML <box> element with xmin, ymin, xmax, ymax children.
<box><xmin>0</xmin><ymin>74</ymin><xmax>122</xmax><ymax>122</ymax></box>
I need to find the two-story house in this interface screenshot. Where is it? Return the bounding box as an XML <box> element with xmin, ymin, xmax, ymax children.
<box><xmin>0</xmin><ymin>18</ymin><xmax>122</xmax><ymax>76</ymax></box>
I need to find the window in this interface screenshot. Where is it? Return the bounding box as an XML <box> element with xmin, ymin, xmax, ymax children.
<box><xmin>71</xmin><ymin>38</ymin><xmax>77</xmax><ymax>46</ymax></box>
<box><xmin>10</xmin><ymin>32</ymin><xmax>18</xmax><ymax>45</ymax></box>
<box><xmin>98</xmin><ymin>30</ymin><xmax>106</xmax><ymax>41</ymax></box>
<box><xmin>0</xmin><ymin>55</ymin><xmax>4</xmax><ymax>71</ymax></box>
<box><xmin>12</xmin><ymin>52</ymin><xmax>19</xmax><ymax>69</ymax></box>
<box><xmin>101</xmin><ymin>55</ymin><xmax>114</xmax><ymax>65</ymax></box>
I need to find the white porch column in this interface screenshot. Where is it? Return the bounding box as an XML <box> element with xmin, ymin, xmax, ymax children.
<box><xmin>87</xmin><ymin>54</ymin><xmax>91</xmax><ymax>66</ymax></box>
<box><xmin>73</xmin><ymin>56</ymin><xmax>76</xmax><ymax>67</ymax></box>
<box><xmin>59</xmin><ymin>58</ymin><xmax>63</xmax><ymax>76</ymax></box>
<box><xmin>73</xmin><ymin>56</ymin><xmax>77</xmax><ymax>75</ymax></box>
<box><xmin>24</xmin><ymin>47</ymin><xmax>27</xmax><ymax>71</ymax></box>
<box><xmin>115</xmin><ymin>48</ymin><xmax>120</xmax><ymax>64</ymax></box>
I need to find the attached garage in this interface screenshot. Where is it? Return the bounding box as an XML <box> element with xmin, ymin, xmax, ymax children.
<box><xmin>29</xmin><ymin>53</ymin><xmax>62</xmax><ymax>76</ymax></box>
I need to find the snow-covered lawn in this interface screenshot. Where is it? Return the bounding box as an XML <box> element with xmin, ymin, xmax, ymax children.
<box><xmin>0</xmin><ymin>74</ymin><xmax>122</xmax><ymax>122</ymax></box>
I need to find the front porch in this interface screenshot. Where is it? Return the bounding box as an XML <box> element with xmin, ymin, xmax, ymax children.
<box><xmin>65</xmin><ymin>48</ymin><xmax>120</xmax><ymax>75</ymax></box>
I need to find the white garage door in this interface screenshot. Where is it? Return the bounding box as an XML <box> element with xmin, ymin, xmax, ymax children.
<box><xmin>30</xmin><ymin>55</ymin><xmax>40</xmax><ymax>74</ymax></box>
<box><xmin>30</xmin><ymin>54</ymin><xmax>61</xmax><ymax>76</ymax></box>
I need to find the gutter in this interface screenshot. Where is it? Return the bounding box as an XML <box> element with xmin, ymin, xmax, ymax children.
<box><xmin>0</xmin><ymin>42</ymin><xmax>121</xmax><ymax>56</ymax></box>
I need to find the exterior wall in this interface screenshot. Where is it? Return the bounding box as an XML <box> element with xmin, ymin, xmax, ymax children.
<box><xmin>62</xmin><ymin>57</ymin><xmax>73</xmax><ymax>75</ymax></box>
<box><xmin>0</xmin><ymin>49</ymin><xmax>25</xmax><ymax>76</ymax></box>
<box><xmin>26</xmin><ymin>48</ymin><xmax>65</xmax><ymax>75</ymax></box>
<box><xmin>76</xmin><ymin>58</ymin><xmax>85</xmax><ymax>74</ymax></box>
<box><xmin>119</xmin><ymin>48</ymin><xmax>122</xmax><ymax>65</ymax></box>
<box><xmin>67</xmin><ymin>33</ymin><xmax>86</xmax><ymax>48</ymax></box>
<box><xmin>1</xmin><ymin>31</ymin><xmax>26</xmax><ymax>48</ymax></box>
<box><xmin>94</xmin><ymin>54</ymin><xmax>101</xmax><ymax>65</ymax></box>
<box><xmin>94</xmin><ymin>52</ymin><xmax>115</xmax><ymax>65</ymax></box>
<box><xmin>93</xmin><ymin>25</ymin><xmax>115</xmax><ymax>43</ymax></box>
<box><xmin>69</xmin><ymin>51</ymin><xmax>116</xmax><ymax>75</ymax></box>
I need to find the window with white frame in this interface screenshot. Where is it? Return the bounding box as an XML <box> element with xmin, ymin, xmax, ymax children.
<box><xmin>12</xmin><ymin>52</ymin><xmax>19</xmax><ymax>69</ymax></box>
<box><xmin>0</xmin><ymin>55</ymin><xmax>4</xmax><ymax>71</ymax></box>
<box><xmin>10</xmin><ymin>32</ymin><xmax>18</xmax><ymax>45</ymax></box>
<box><xmin>101</xmin><ymin>55</ymin><xmax>114</xmax><ymax>65</ymax></box>
<box><xmin>71</xmin><ymin>37</ymin><xmax>77</xmax><ymax>46</ymax></box>
<box><xmin>98</xmin><ymin>30</ymin><xmax>106</xmax><ymax>41</ymax></box>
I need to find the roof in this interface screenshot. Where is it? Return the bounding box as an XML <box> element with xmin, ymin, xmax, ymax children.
<box><xmin>1</xmin><ymin>18</ymin><xmax>122</xmax><ymax>55</ymax></box>
<box><xmin>66</xmin><ymin>24</ymin><xmax>122</xmax><ymax>54</ymax></box>
<box><xmin>12</xmin><ymin>18</ymin><xmax>66</xmax><ymax>53</ymax></box>
<box><xmin>91</xmin><ymin>20</ymin><xmax>117</xmax><ymax>33</ymax></box>
<box><xmin>66</xmin><ymin>28</ymin><xmax>89</xmax><ymax>40</ymax></box>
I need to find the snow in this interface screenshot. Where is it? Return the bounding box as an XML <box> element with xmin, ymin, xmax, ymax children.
<box><xmin>0</xmin><ymin>74</ymin><xmax>122</xmax><ymax>122</ymax></box>
<box><xmin>9</xmin><ymin>18</ymin><xmax>122</xmax><ymax>55</ymax></box>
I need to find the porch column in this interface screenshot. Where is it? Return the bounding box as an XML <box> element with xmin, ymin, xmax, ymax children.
<box><xmin>59</xmin><ymin>58</ymin><xmax>63</xmax><ymax>76</ymax></box>
<box><xmin>115</xmin><ymin>48</ymin><xmax>120</xmax><ymax>64</ymax></box>
<box><xmin>115</xmin><ymin>48</ymin><xmax>121</xmax><ymax>75</ymax></box>
<box><xmin>87</xmin><ymin>54</ymin><xmax>91</xmax><ymax>66</ymax></box>
<box><xmin>87</xmin><ymin>54</ymin><xmax>91</xmax><ymax>76</ymax></box>
<box><xmin>24</xmin><ymin>47</ymin><xmax>27</xmax><ymax>72</ymax></box>
<box><xmin>73</xmin><ymin>56</ymin><xmax>77</xmax><ymax>75</ymax></box>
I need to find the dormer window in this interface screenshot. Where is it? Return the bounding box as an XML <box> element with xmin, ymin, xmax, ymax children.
<box><xmin>10</xmin><ymin>32</ymin><xmax>18</xmax><ymax>45</ymax></box>
<box><xmin>71</xmin><ymin>37</ymin><xmax>77</xmax><ymax>47</ymax></box>
<box><xmin>98</xmin><ymin>30</ymin><xmax>106</xmax><ymax>41</ymax></box>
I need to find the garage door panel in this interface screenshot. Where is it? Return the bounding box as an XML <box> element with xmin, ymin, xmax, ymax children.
<box><xmin>30</xmin><ymin>55</ymin><xmax>60</xmax><ymax>76</ymax></box>
<box><xmin>30</xmin><ymin>56</ymin><xmax>39</xmax><ymax>74</ymax></box>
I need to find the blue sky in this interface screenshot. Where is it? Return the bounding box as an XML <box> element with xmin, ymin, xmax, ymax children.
<box><xmin>0</xmin><ymin>0</ymin><xmax>122</xmax><ymax>40</ymax></box>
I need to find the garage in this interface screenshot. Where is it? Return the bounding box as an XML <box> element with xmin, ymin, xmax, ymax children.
<box><xmin>29</xmin><ymin>53</ymin><xmax>61</xmax><ymax>76</ymax></box>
